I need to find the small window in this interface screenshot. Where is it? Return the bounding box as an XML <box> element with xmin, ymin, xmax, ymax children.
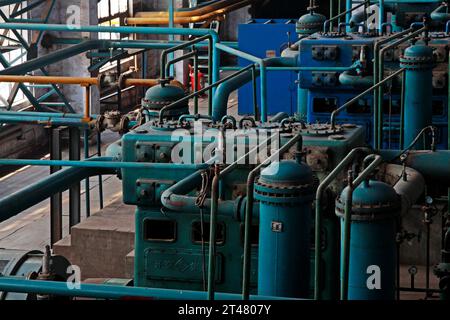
<box><xmin>240</xmin><ymin>224</ymin><xmax>259</xmax><ymax>247</ymax></box>
<box><xmin>312</xmin><ymin>98</ymin><xmax>338</xmax><ymax>113</ymax></box>
<box><xmin>192</xmin><ymin>222</ymin><xmax>225</xmax><ymax>245</ymax></box>
<box><xmin>144</xmin><ymin>219</ymin><xmax>177</xmax><ymax>242</ymax></box>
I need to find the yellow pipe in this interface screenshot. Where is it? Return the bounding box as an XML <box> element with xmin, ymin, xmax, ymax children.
<box><xmin>134</xmin><ymin>0</ymin><xmax>242</xmax><ymax>18</ymax></box>
<box><xmin>83</xmin><ymin>85</ymin><xmax>91</xmax><ymax>121</ymax></box>
<box><xmin>0</xmin><ymin>75</ymin><xmax>172</xmax><ymax>88</ymax></box>
<box><xmin>125</xmin><ymin>0</ymin><xmax>256</xmax><ymax>25</ymax></box>
<box><xmin>0</xmin><ymin>75</ymin><xmax>99</xmax><ymax>86</ymax></box>
<box><xmin>124</xmin><ymin>78</ymin><xmax>159</xmax><ymax>87</ymax></box>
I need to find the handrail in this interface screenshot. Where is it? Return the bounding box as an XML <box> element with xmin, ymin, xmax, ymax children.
<box><xmin>330</xmin><ymin>68</ymin><xmax>405</xmax><ymax>129</ymax></box>
<box><xmin>314</xmin><ymin>147</ymin><xmax>371</xmax><ymax>300</ymax></box>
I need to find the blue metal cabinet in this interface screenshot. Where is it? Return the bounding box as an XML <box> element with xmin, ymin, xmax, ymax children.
<box><xmin>238</xmin><ymin>19</ymin><xmax>298</xmax><ymax>116</ymax></box>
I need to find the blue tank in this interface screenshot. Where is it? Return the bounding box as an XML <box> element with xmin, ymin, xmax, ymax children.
<box><xmin>254</xmin><ymin>160</ymin><xmax>316</xmax><ymax>298</ymax></box>
<box><xmin>336</xmin><ymin>180</ymin><xmax>401</xmax><ymax>300</ymax></box>
<box><xmin>400</xmin><ymin>44</ymin><xmax>434</xmax><ymax>147</ymax></box>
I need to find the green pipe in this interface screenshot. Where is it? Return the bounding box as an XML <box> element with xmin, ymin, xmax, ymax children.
<box><xmin>314</xmin><ymin>147</ymin><xmax>371</xmax><ymax>300</ymax></box>
<box><xmin>373</xmin><ymin>27</ymin><xmax>413</xmax><ymax>148</ymax></box>
<box><xmin>399</xmin><ymin>71</ymin><xmax>406</xmax><ymax>150</ymax></box>
<box><xmin>331</xmin><ymin>68</ymin><xmax>405</xmax><ymax>129</ymax></box>
<box><xmin>0</xmin><ymin>159</ymin><xmax>209</xmax><ymax>171</ymax></box>
<box><xmin>0</xmin><ymin>276</ymin><xmax>296</xmax><ymax>300</ymax></box>
<box><xmin>84</xmin><ymin>129</ymin><xmax>90</xmax><ymax>218</ymax></box>
<box><xmin>162</xmin><ymin>64</ymin><xmax>255</xmax><ymax>122</ymax></box>
<box><xmin>0</xmin><ymin>111</ymin><xmax>98</xmax><ymax>119</ymax></box>
<box><xmin>160</xmin><ymin>34</ymin><xmax>211</xmax><ymax>79</ymax></box>
<box><xmin>164</xmin><ymin>50</ymin><xmax>197</xmax><ymax>79</ymax></box>
<box><xmin>220</xmin><ymin>66</ymin><xmax>350</xmax><ymax>72</ymax></box>
<box><xmin>324</xmin><ymin>0</ymin><xmax>370</xmax><ymax>33</ymax></box>
<box><xmin>50</xmin><ymin>37</ymin><xmax>238</xmax><ymax>49</ymax></box>
<box><xmin>377</xmin><ymin>27</ymin><xmax>426</xmax><ymax>149</ymax></box>
<box><xmin>338</xmin><ymin>70</ymin><xmax>373</xmax><ymax>87</ymax></box>
<box><xmin>341</xmin><ymin>154</ymin><xmax>384</xmax><ymax>300</ymax></box>
<box><xmin>242</xmin><ymin>133</ymin><xmax>303</xmax><ymax>300</ymax></box>
<box><xmin>215</xmin><ymin>43</ymin><xmax>268</xmax><ymax>122</ymax></box>
<box><xmin>160</xmin><ymin>169</ymin><xmax>258</xmax><ymax>218</ymax></box>
<box><xmin>0</xmin><ymin>23</ymin><xmax>220</xmax><ymax>93</ymax></box>
<box><xmin>208</xmin><ymin>166</ymin><xmax>220</xmax><ymax>300</ymax></box>
<box><xmin>0</xmin><ymin>114</ymin><xmax>93</xmax><ymax>128</ymax></box>
<box><xmin>0</xmin><ymin>157</ymin><xmax>114</xmax><ymax>221</ymax></box>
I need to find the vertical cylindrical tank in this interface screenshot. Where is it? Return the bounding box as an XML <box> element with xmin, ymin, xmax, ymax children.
<box><xmin>254</xmin><ymin>160</ymin><xmax>315</xmax><ymax>298</ymax></box>
<box><xmin>400</xmin><ymin>44</ymin><xmax>434</xmax><ymax>147</ymax></box>
<box><xmin>336</xmin><ymin>180</ymin><xmax>401</xmax><ymax>300</ymax></box>
<box><xmin>296</xmin><ymin>11</ymin><xmax>326</xmax><ymax>120</ymax></box>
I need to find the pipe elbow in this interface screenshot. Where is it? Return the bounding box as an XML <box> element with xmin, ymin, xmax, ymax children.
<box><xmin>339</xmin><ymin>70</ymin><xmax>373</xmax><ymax>88</ymax></box>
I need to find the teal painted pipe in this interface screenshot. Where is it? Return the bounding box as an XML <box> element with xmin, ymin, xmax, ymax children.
<box><xmin>339</xmin><ymin>70</ymin><xmax>373</xmax><ymax>88</ymax></box>
<box><xmin>161</xmin><ymin>169</ymin><xmax>259</xmax><ymax>218</ymax></box>
<box><xmin>0</xmin><ymin>40</ymin><xmax>110</xmax><ymax>75</ymax></box>
<box><xmin>431</xmin><ymin>3</ymin><xmax>450</xmax><ymax>22</ymax></box>
<box><xmin>0</xmin><ymin>157</ymin><xmax>114</xmax><ymax>221</ymax></box>
<box><xmin>0</xmin><ymin>114</ymin><xmax>93</xmax><ymax>128</ymax></box>
<box><xmin>0</xmin><ymin>159</ymin><xmax>210</xmax><ymax>171</ymax></box>
<box><xmin>314</xmin><ymin>147</ymin><xmax>372</xmax><ymax>300</ymax></box>
<box><xmin>211</xmin><ymin>54</ymin><xmax>299</xmax><ymax>122</ymax></box>
<box><xmin>0</xmin><ymin>276</ymin><xmax>298</xmax><ymax>300</ymax></box>
<box><xmin>0</xmin><ymin>23</ymin><xmax>220</xmax><ymax>91</ymax></box>
<box><xmin>212</xmin><ymin>68</ymin><xmax>259</xmax><ymax>121</ymax></box>
<box><xmin>400</xmin><ymin>44</ymin><xmax>434</xmax><ymax>148</ymax></box>
<box><xmin>0</xmin><ymin>111</ymin><xmax>99</xmax><ymax>119</ymax></box>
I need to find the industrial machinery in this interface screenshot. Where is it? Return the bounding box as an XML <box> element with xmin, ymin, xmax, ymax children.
<box><xmin>0</xmin><ymin>0</ymin><xmax>448</xmax><ymax>302</ymax></box>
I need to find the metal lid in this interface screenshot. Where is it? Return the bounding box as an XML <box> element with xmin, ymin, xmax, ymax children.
<box><xmin>255</xmin><ymin>160</ymin><xmax>316</xmax><ymax>205</ymax></box>
<box><xmin>296</xmin><ymin>13</ymin><xmax>326</xmax><ymax>35</ymax></box>
<box><xmin>336</xmin><ymin>180</ymin><xmax>400</xmax><ymax>220</ymax></box>
<box><xmin>400</xmin><ymin>45</ymin><xmax>434</xmax><ymax>69</ymax></box>
<box><xmin>141</xmin><ymin>82</ymin><xmax>189</xmax><ymax>114</ymax></box>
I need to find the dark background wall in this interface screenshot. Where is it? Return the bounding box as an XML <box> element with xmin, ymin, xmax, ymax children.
<box><xmin>252</xmin><ymin>0</ymin><xmax>331</xmax><ymax>19</ymax></box>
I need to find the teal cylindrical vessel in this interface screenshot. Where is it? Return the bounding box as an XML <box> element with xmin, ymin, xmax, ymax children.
<box><xmin>296</xmin><ymin>12</ymin><xmax>325</xmax><ymax>120</ymax></box>
<box><xmin>254</xmin><ymin>160</ymin><xmax>315</xmax><ymax>298</ymax></box>
<box><xmin>141</xmin><ymin>80</ymin><xmax>188</xmax><ymax>120</ymax></box>
<box><xmin>336</xmin><ymin>180</ymin><xmax>400</xmax><ymax>300</ymax></box>
<box><xmin>296</xmin><ymin>12</ymin><xmax>326</xmax><ymax>35</ymax></box>
<box><xmin>400</xmin><ymin>45</ymin><xmax>434</xmax><ymax>148</ymax></box>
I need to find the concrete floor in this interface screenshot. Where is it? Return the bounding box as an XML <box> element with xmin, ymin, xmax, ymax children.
<box><xmin>0</xmin><ymin>94</ymin><xmax>443</xmax><ymax>299</ymax></box>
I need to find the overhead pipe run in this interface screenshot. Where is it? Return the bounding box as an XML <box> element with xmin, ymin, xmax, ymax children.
<box><xmin>125</xmin><ymin>0</ymin><xmax>259</xmax><ymax>25</ymax></box>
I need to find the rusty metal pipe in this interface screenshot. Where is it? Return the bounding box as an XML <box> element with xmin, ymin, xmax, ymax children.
<box><xmin>126</xmin><ymin>0</ymin><xmax>256</xmax><ymax>25</ymax></box>
<box><xmin>0</xmin><ymin>75</ymin><xmax>99</xmax><ymax>86</ymax></box>
<box><xmin>134</xmin><ymin>0</ymin><xmax>242</xmax><ymax>18</ymax></box>
<box><xmin>0</xmin><ymin>75</ymin><xmax>167</xmax><ymax>89</ymax></box>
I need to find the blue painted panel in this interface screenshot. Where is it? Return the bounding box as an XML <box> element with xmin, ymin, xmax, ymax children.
<box><xmin>238</xmin><ymin>20</ymin><xmax>298</xmax><ymax>116</ymax></box>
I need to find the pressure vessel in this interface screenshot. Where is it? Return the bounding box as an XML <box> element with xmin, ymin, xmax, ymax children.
<box><xmin>336</xmin><ymin>180</ymin><xmax>401</xmax><ymax>300</ymax></box>
<box><xmin>254</xmin><ymin>160</ymin><xmax>315</xmax><ymax>298</ymax></box>
<box><xmin>400</xmin><ymin>44</ymin><xmax>434</xmax><ymax>148</ymax></box>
